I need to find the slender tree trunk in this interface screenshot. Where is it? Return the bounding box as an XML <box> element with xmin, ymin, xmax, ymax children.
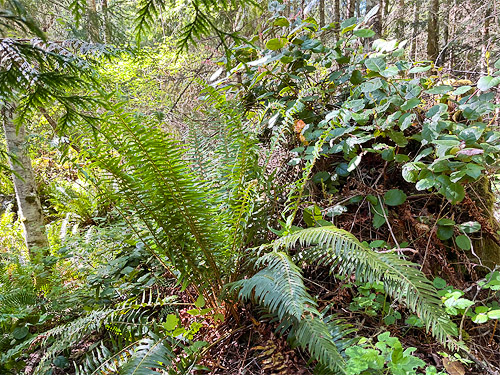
<box><xmin>427</xmin><ymin>0</ymin><xmax>440</xmax><ymax>62</ymax></box>
<box><xmin>411</xmin><ymin>0</ymin><xmax>418</xmax><ymax>60</ymax></box>
<box><xmin>348</xmin><ymin>0</ymin><xmax>356</xmax><ymax>18</ymax></box>
<box><xmin>319</xmin><ymin>0</ymin><xmax>325</xmax><ymax>28</ymax></box>
<box><xmin>440</xmin><ymin>0</ymin><xmax>449</xmax><ymax>66</ymax></box>
<box><xmin>2</xmin><ymin>106</ymin><xmax>49</xmax><ymax>260</ymax></box>
<box><xmin>102</xmin><ymin>0</ymin><xmax>111</xmax><ymax>43</ymax></box>
<box><xmin>366</xmin><ymin>0</ymin><xmax>381</xmax><ymax>37</ymax></box>
<box><xmin>334</xmin><ymin>0</ymin><xmax>340</xmax><ymax>37</ymax></box>
<box><xmin>396</xmin><ymin>0</ymin><xmax>405</xmax><ymax>40</ymax></box>
<box><xmin>481</xmin><ymin>3</ymin><xmax>491</xmax><ymax>74</ymax></box>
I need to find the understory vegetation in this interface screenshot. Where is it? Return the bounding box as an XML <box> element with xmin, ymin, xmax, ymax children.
<box><xmin>0</xmin><ymin>0</ymin><xmax>499</xmax><ymax>374</ymax></box>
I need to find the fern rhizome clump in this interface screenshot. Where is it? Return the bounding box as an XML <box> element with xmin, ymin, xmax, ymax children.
<box><xmin>1</xmin><ymin>3</ymin><xmax>500</xmax><ymax>375</ymax></box>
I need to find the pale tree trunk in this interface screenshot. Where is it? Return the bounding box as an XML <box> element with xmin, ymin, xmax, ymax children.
<box><xmin>481</xmin><ymin>3</ymin><xmax>491</xmax><ymax>74</ymax></box>
<box><xmin>2</xmin><ymin>106</ymin><xmax>49</xmax><ymax>260</ymax></box>
<box><xmin>427</xmin><ymin>0</ymin><xmax>440</xmax><ymax>62</ymax></box>
<box><xmin>102</xmin><ymin>0</ymin><xmax>111</xmax><ymax>43</ymax></box>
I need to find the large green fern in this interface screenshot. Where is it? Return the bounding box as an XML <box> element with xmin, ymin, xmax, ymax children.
<box><xmin>232</xmin><ymin>225</ymin><xmax>457</xmax><ymax>373</ymax></box>
<box><xmin>232</xmin><ymin>250</ymin><xmax>350</xmax><ymax>373</ymax></box>
<box><xmin>275</xmin><ymin>226</ymin><xmax>457</xmax><ymax>346</ymax></box>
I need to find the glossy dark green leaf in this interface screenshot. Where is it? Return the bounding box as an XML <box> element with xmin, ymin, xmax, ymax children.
<box><xmin>384</xmin><ymin>189</ymin><xmax>407</xmax><ymax>206</ymax></box>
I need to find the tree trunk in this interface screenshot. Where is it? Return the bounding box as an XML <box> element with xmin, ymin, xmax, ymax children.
<box><xmin>411</xmin><ymin>0</ymin><xmax>418</xmax><ymax>60</ymax></box>
<box><xmin>348</xmin><ymin>0</ymin><xmax>356</xmax><ymax>18</ymax></box>
<box><xmin>396</xmin><ymin>0</ymin><xmax>405</xmax><ymax>40</ymax></box>
<box><xmin>333</xmin><ymin>0</ymin><xmax>340</xmax><ymax>37</ymax></box>
<box><xmin>319</xmin><ymin>0</ymin><xmax>325</xmax><ymax>28</ymax></box>
<box><xmin>427</xmin><ymin>0</ymin><xmax>440</xmax><ymax>62</ymax></box>
<box><xmin>2</xmin><ymin>106</ymin><xmax>49</xmax><ymax>260</ymax></box>
<box><xmin>439</xmin><ymin>0</ymin><xmax>449</xmax><ymax>66</ymax></box>
<box><xmin>367</xmin><ymin>0</ymin><xmax>381</xmax><ymax>37</ymax></box>
<box><xmin>481</xmin><ymin>3</ymin><xmax>491</xmax><ymax>74</ymax></box>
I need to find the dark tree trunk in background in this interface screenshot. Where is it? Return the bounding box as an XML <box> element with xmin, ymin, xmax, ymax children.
<box><xmin>334</xmin><ymin>0</ymin><xmax>340</xmax><ymax>37</ymax></box>
<box><xmin>411</xmin><ymin>0</ymin><xmax>418</xmax><ymax>59</ymax></box>
<box><xmin>348</xmin><ymin>0</ymin><xmax>356</xmax><ymax>18</ymax></box>
<box><xmin>367</xmin><ymin>0</ymin><xmax>382</xmax><ymax>38</ymax></box>
<box><xmin>439</xmin><ymin>0</ymin><xmax>450</xmax><ymax>66</ymax></box>
<box><xmin>319</xmin><ymin>0</ymin><xmax>325</xmax><ymax>28</ymax></box>
<box><xmin>396</xmin><ymin>0</ymin><xmax>405</xmax><ymax>40</ymax></box>
<box><xmin>427</xmin><ymin>0</ymin><xmax>440</xmax><ymax>61</ymax></box>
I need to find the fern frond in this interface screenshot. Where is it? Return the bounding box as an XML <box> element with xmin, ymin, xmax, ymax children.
<box><xmin>234</xmin><ymin>251</ymin><xmax>316</xmax><ymax>320</ymax></box>
<box><xmin>289</xmin><ymin>316</ymin><xmax>348</xmax><ymax>374</ymax></box>
<box><xmin>274</xmin><ymin>225</ymin><xmax>458</xmax><ymax>347</ymax></box>
<box><xmin>120</xmin><ymin>335</ymin><xmax>174</xmax><ymax>375</ymax></box>
<box><xmin>81</xmin><ymin>103</ymin><xmax>225</xmax><ymax>295</ymax></box>
<box><xmin>232</xmin><ymin>251</ymin><xmax>350</xmax><ymax>373</ymax></box>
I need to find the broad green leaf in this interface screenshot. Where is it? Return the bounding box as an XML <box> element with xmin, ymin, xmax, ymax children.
<box><xmin>347</xmin><ymin>154</ymin><xmax>362</xmax><ymax>172</ymax></box>
<box><xmin>380</xmin><ymin>66</ymin><xmax>399</xmax><ymax>77</ymax></box>
<box><xmin>350</xmin><ymin>70</ymin><xmax>363</xmax><ymax>84</ymax></box>
<box><xmin>401</xmin><ymin>98</ymin><xmax>420</xmax><ymax>111</ymax></box>
<box><xmin>408</xmin><ymin>65</ymin><xmax>431</xmax><ymax>73</ymax></box>
<box><xmin>266</xmin><ymin>38</ymin><xmax>286</xmax><ymax>50</ymax></box>
<box><xmin>433</xmin><ymin>277</ymin><xmax>447</xmax><ymax>289</ymax></box>
<box><xmin>488</xmin><ymin>310</ymin><xmax>500</xmax><ymax>319</ymax></box>
<box><xmin>13</xmin><ymin>326</ymin><xmax>29</xmax><ymax>340</ymax></box>
<box><xmin>402</xmin><ymin>163</ymin><xmax>420</xmax><ymax>183</ymax></box>
<box><xmin>437</xmin><ymin>218</ymin><xmax>455</xmax><ymax>226</ymax></box>
<box><xmin>416</xmin><ymin>177</ymin><xmax>435</xmax><ymax>190</ymax></box>
<box><xmin>465</xmin><ymin>163</ymin><xmax>483</xmax><ymax>179</ymax></box>
<box><xmin>399</xmin><ymin>113</ymin><xmax>416</xmax><ymax>130</ymax></box>
<box><xmin>273</xmin><ymin>17</ymin><xmax>290</xmax><ymax>27</ymax></box>
<box><xmin>195</xmin><ymin>294</ymin><xmax>206</xmax><ymax>308</ymax></box>
<box><xmin>354</xmin><ymin>29</ymin><xmax>375</xmax><ymax>38</ymax></box>
<box><xmin>404</xmin><ymin>85</ymin><xmax>422</xmax><ymax>99</ymax></box>
<box><xmin>365</xmin><ymin>57</ymin><xmax>386</xmax><ymax>72</ymax></box>
<box><xmin>425</xmin><ymin>85</ymin><xmax>453</xmax><ymax>94</ymax></box>
<box><xmin>473</xmin><ymin>313</ymin><xmax>488</xmax><ymax>324</ymax></box>
<box><xmin>437</xmin><ymin>226</ymin><xmax>454</xmax><ymax>240</ymax></box>
<box><xmin>164</xmin><ymin>314</ymin><xmax>179</xmax><ymax>331</ymax></box>
<box><xmin>372</xmin><ymin>202</ymin><xmax>387</xmax><ymax>228</ymax></box>
<box><xmin>477</xmin><ymin>76</ymin><xmax>500</xmax><ymax>91</ymax></box>
<box><xmin>384</xmin><ymin>189</ymin><xmax>407</xmax><ymax>206</ymax></box>
<box><xmin>458</xmin><ymin>221</ymin><xmax>481</xmax><ymax>234</ymax></box>
<box><xmin>451</xmin><ymin>86</ymin><xmax>472</xmax><ymax>95</ymax></box>
<box><xmin>455</xmin><ymin>235</ymin><xmax>471</xmax><ymax>250</ymax></box>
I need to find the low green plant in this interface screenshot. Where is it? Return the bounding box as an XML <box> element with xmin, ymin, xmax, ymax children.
<box><xmin>348</xmin><ymin>281</ymin><xmax>402</xmax><ymax>325</ymax></box>
<box><xmin>345</xmin><ymin>332</ymin><xmax>446</xmax><ymax>375</ymax></box>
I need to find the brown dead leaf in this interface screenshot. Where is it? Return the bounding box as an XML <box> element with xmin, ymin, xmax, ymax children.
<box><xmin>294</xmin><ymin>119</ymin><xmax>306</xmax><ymax>133</ymax></box>
<box><xmin>443</xmin><ymin>357</ymin><xmax>466</xmax><ymax>375</ymax></box>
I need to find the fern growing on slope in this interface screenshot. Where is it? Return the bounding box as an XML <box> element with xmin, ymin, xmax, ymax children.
<box><xmin>80</xmin><ymin>102</ymin><xmax>225</xmax><ymax>299</ymax></box>
<box><xmin>232</xmin><ymin>225</ymin><xmax>457</xmax><ymax>373</ymax></box>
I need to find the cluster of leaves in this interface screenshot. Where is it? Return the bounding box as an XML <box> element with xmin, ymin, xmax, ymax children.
<box><xmin>223</xmin><ymin>10</ymin><xmax>500</xmax><ymax>214</ymax></box>
<box><xmin>433</xmin><ymin>275</ymin><xmax>500</xmax><ymax>325</ymax></box>
<box><xmin>345</xmin><ymin>332</ymin><xmax>446</xmax><ymax>375</ymax></box>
